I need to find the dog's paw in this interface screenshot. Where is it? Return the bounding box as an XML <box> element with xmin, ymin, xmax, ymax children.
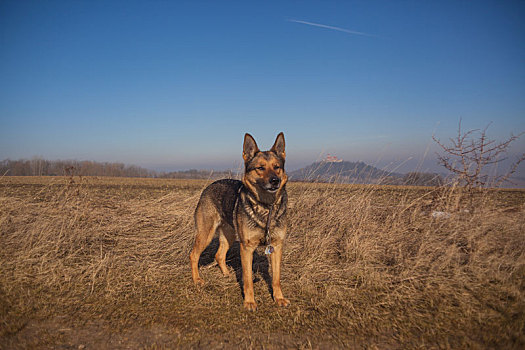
<box><xmin>193</xmin><ymin>277</ymin><xmax>205</xmax><ymax>287</ymax></box>
<box><xmin>243</xmin><ymin>300</ymin><xmax>257</xmax><ymax>311</ymax></box>
<box><xmin>275</xmin><ymin>297</ymin><xmax>290</xmax><ymax>307</ymax></box>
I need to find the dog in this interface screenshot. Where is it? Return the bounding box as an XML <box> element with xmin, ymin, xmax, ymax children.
<box><xmin>189</xmin><ymin>132</ymin><xmax>289</xmax><ymax>311</ymax></box>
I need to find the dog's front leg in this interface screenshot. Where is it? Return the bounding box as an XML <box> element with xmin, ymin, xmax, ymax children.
<box><xmin>270</xmin><ymin>243</ymin><xmax>290</xmax><ymax>307</ymax></box>
<box><xmin>240</xmin><ymin>241</ymin><xmax>258</xmax><ymax>311</ymax></box>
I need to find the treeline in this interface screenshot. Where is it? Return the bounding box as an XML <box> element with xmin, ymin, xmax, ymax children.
<box><xmin>0</xmin><ymin>158</ymin><xmax>154</xmax><ymax>178</ymax></box>
<box><xmin>0</xmin><ymin>158</ymin><xmax>240</xmax><ymax>180</ymax></box>
<box><xmin>160</xmin><ymin>169</ymin><xmax>240</xmax><ymax>180</ymax></box>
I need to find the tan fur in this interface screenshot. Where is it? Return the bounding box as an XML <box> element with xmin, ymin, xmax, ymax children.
<box><xmin>189</xmin><ymin>132</ymin><xmax>289</xmax><ymax>311</ymax></box>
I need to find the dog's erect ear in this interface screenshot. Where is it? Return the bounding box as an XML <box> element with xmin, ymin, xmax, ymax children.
<box><xmin>271</xmin><ymin>132</ymin><xmax>286</xmax><ymax>159</ymax></box>
<box><xmin>243</xmin><ymin>133</ymin><xmax>260</xmax><ymax>162</ymax></box>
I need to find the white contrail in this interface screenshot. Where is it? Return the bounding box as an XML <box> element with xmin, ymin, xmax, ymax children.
<box><xmin>288</xmin><ymin>19</ymin><xmax>376</xmax><ymax>37</ymax></box>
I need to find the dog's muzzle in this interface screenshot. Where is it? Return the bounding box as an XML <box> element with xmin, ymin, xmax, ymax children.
<box><xmin>267</xmin><ymin>176</ymin><xmax>281</xmax><ymax>192</ymax></box>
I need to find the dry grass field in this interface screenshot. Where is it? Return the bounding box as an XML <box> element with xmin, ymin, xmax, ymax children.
<box><xmin>1</xmin><ymin>176</ymin><xmax>524</xmax><ymax>349</ymax></box>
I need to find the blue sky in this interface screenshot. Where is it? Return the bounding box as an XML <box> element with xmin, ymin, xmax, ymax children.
<box><xmin>1</xmin><ymin>0</ymin><xmax>524</xmax><ymax>174</ymax></box>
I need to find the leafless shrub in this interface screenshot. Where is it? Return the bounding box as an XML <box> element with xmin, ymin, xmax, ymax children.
<box><xmin>433</xmin><ymin>119</ymin><xmax>524</xmax><ymax>189</ymax></box>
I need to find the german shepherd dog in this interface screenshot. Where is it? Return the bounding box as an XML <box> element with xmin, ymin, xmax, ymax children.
<box><xmin>189</xmin><ymin>132</ymin><xmax>289</xmax><ymax>311</ymax></box>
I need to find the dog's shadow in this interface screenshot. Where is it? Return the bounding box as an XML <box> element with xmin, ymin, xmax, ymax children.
<box><xmin>198</xmin><ymin>237</ymin><xmax>273</xmax><ymax>298</ymax></box>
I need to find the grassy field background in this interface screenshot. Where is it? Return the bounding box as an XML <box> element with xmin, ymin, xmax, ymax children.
<box><xmin>0</xmin><ymin>176</ymin><xmax>524</xmax><ymax>349</ymax></box>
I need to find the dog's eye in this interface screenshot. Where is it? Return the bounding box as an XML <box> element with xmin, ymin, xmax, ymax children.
<box><xmin>257</xmin><ymin>166</ymin><xmax>265</xmax><ymax>171</ymax></box>
<box><xmin>274</xmin><ymin>165</ymin><xmax>280</xmax><ymax>170</ymax></box>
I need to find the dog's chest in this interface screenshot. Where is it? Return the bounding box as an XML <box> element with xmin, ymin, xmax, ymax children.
<box><xmin>234</xmin><ymin>191</ymin><xmax>287</xmax><ymax>243</ymax></box>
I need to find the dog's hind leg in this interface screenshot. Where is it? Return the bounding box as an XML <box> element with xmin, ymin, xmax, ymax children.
<box><xmin>215</xmin><ymin>224</ymin><xmax>235</xmax><ymax>276</ymax></box>
<box><xmin>190</xmin><ymin>204</ymin><xmax>220</xmax><ymax>286</ymax></box>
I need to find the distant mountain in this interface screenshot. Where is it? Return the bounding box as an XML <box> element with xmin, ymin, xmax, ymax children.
<box><xmin>289</xmin><ymin>161</ymin><xmax>404</xmax><ymax>184</ymax></box>
<box><xmin>289</xmin><ymin>161</ymin><xmax>446</xmax><ymax>186</ymax></box>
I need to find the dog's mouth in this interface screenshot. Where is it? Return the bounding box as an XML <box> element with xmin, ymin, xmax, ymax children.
<box><xmin>266</xmin><ymin>186</ymin><xmax>279</xmax><ymax>193</ymax></box>
<box><xmin>256</xmin><ymin>177</ymin><xmax>281</xmax><ymax>193</ymax></box>
<box><xmin>260</xmin><ymin>182</ymin><xmax>280</xmax><ymax>193</ymax></box>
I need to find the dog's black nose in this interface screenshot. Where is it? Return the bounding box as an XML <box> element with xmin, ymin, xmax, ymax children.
<box><xmin>269</xmin><ymin>176</ymin><xmax>280</xmax><ymax>187</ymax></box>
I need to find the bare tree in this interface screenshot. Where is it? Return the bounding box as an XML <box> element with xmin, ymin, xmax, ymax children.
<box><xmin>433</xmin><ymin>119</ymin><xmax>524</xmax><ymax>188</ymax></box>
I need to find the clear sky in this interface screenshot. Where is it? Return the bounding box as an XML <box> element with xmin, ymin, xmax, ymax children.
<box><xmin>1</xmin><ymin>0</ymin><xmax>524</xmax><ymax>174</ymax></box>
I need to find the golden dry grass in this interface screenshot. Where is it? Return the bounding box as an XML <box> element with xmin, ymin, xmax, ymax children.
<box><xmin>0</xmin><ymin>176</ymin><xmax>524</xmax><ymax>349</ymax></box>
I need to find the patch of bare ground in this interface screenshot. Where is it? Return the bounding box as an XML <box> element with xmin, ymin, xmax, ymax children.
<box><xmin>1</xmin><ymin>176</ymin><xmax>524</xmax><ymax>349</ymax></box>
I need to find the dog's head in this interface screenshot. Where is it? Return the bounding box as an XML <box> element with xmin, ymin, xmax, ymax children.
<box><xmin>242</xmin><ymin>132</ymin><xmax>288</xmax><ymax>198</ymax></box>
